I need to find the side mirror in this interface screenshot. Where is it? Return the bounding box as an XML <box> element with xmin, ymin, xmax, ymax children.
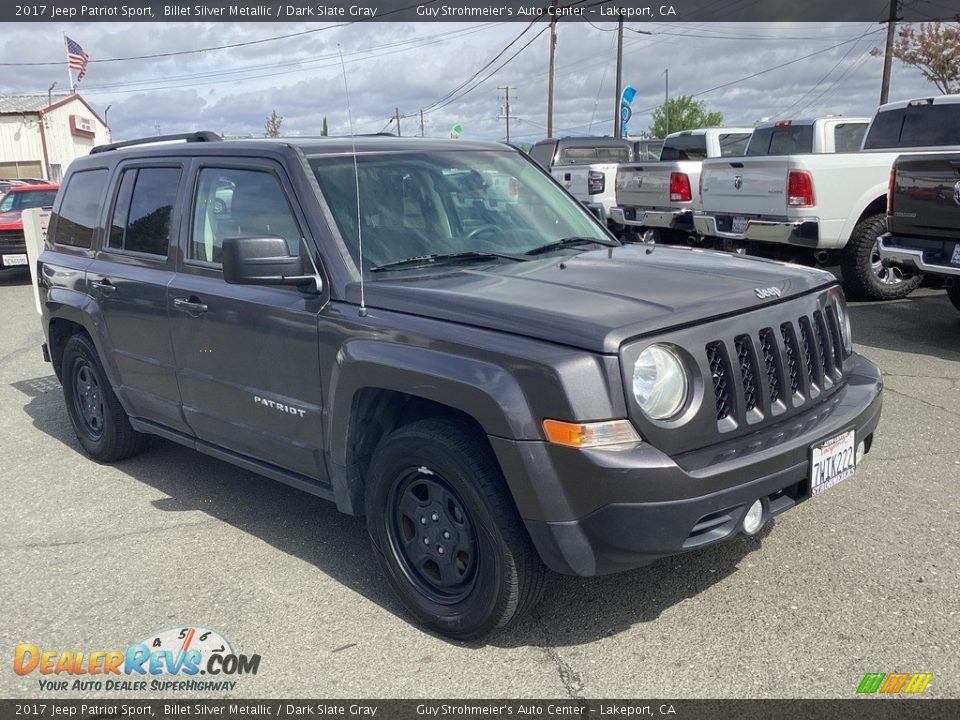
<box><xmin>221</xmin><ymin>236</ymin><xmax>320</xmax><ymax>291</ymax></box>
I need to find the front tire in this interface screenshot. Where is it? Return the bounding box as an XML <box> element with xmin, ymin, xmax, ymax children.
<box><xmin>61</xmin><ymin>333</ymin><xmax>148</xmax><ymax>462</ymax></box>
<box><xmin>365</xmin><ymin>418</ymin><xmax>545</xmax><ymax>640</ymax></box>
<box><xmin>840</xmin><ymin>214</ymin><xmax>922</xmax><ymax>300</ymax></box>
<box><xmin>947</xmin><ymin>282</ymin><xmax>960</xmax><ymax>314</ymax></box>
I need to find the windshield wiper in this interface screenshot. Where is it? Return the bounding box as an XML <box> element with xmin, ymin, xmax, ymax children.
<box><xmin>369</xmin><ymin>250</ymin><xmax>526</xmax><ymax>273</ymax></box>
<box><xmin>523</xmin><ymin>236</ymin><xmax>619</xmax><ymax>256</ymax></box>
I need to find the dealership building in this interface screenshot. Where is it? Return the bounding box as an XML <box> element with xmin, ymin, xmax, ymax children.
<box><xmin>0</xmin><ymin>93</ymin><xmax>110</xmax><ymax>182</ymax></box>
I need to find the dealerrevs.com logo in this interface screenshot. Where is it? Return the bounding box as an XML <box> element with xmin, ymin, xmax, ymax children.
<box><xmin>14</xmin><ymin>626</ymin><xmax>260</xmax><ymax>692</ymax></box>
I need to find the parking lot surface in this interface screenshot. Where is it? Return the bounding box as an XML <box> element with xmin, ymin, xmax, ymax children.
<box><xmin>1</xmin><ymin>276</ymin><xmax>958</xmax><ymax>698</ymax></box>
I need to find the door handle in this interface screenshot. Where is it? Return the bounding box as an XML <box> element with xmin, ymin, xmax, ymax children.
<box><xmin>91</xmin><ymin>280</ymin><xmax>117</xmax><ymax>296</ymax></box>
<box><xmin>173</xmin><ymin>296</ymin><xmax>208</xmax><ymax>316</ymax></box>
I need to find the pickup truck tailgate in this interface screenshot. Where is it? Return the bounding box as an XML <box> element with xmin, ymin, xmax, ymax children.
<box><xmin>616</xmin><ymin>163</ymin><xmax>672</xmax><ymax>208</ymax></box>
<box><xmin>701</xmin><ymin>158</ymin><xmax>787</xmax><ymax>217</ymax></box>
<box><xmin>891</xmin><ymin>153</ymin><xmax>960</xmax><ymax>240</ymax></box>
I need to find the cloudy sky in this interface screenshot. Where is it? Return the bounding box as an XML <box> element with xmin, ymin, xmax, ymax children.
<box><xmin>0</xmin><ymin>19</ymin><xmax>944</xmax><ymax>143</ymax></box>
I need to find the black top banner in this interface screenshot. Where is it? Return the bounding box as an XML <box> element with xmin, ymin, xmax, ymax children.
<box><xmin>4</xmin><ymin>0</ymin><xmax>960</xmax><ymax>23</ymax></box>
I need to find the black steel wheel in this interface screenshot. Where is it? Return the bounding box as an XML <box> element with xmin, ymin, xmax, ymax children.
<box><xmin>71</xmin><ymin>361</ymin><xmax>105</xmax><ymax>440</ymax></box>
<box><xmin>61</xmin><ymin>333</ymin><xmax>148</xmax><ymax>462</ymax></box>
<box><xmin>386</xmin><ymin>468</ymin><xmax>479</xmax><ymax>605</ymax></box>
<box><xmin>365</xmin><ymin>418</ymin><xmax>545</xmax><ymax>640</ymax></box>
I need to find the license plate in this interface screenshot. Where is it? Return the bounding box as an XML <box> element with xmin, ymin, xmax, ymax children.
<box><xmin>2</xmin><ymin>253</ymin><xmax>27</xmax><ymax>267</ymax></box>
<box><xmin>951</xmin><ymin>243</ymin><xmax>960</xmax><ymax>266</ymax></box>
<box><xmin>731</xmin><ymin>216</ymin><xmax>749</xmax><ymax>234</ymax></box>
<box><xmin>810</xmin><ymin>429</ymin><xmax>856</xmax><ymax>497</ymax></box>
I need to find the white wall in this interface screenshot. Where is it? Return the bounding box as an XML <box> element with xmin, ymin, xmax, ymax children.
<box><xmin>43</xmin><ymin>97</ymin><xmax>110</xmax><ymax>179</ymax></box>
<box><xmin>0</xmin><ymin>114</ymin><xmax>45</xmax><ymax>165</ymax></box>
<box><xmin>0</xmin><ymin>96</ymin><xmax>110</xmax><ymax>181</ymax></box>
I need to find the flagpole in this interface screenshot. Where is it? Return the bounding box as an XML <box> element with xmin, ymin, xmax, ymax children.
<box><xmin>64</xmin><ymin>34</ymin><xmax>74</xmax><ymax>93</ymax></box>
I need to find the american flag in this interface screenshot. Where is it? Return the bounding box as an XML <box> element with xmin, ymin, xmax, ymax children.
<box><xmin>65</xmin><ymin>36</ymin><xmax>89</xmax><ymax>82</ymax></box>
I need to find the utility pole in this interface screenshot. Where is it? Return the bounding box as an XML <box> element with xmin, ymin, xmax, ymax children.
<box><xmin>499</xmin><ymin>86</ymin><xmax>512</xmax><ymax>143</ymax></box>
<box><xmin>547</xmin><ymin>0</ymin><xmax>558</xmax><ymax>138</ymax></box>
<box><xmin>419</xmin><ymin>108</ymin><xmax>425</xmax><ymax>137</ymax></box>
<box><xmin>613</xmin><ymin>18</ymin><xmax>624</xmax><ymax>138</ymax></box>
<box><xmin>394</xmin><ymin>107</ymin><xmax>402</xmax><ymax>137</ymax></box>
<box><xmin>879</xmin><ymin>0</ymin><xmax>900</xmax><ymax>105</ymax></box>
<box><xmin>664</xmin><ymin>68</ymin><xmax>669</xmax><ymax>136</ymax></box>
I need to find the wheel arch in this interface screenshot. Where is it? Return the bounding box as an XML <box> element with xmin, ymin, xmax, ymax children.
<box><xmin>325</xmin><ymin>340</ymin><xmax>540</xmax><ymax>515</ymax></box>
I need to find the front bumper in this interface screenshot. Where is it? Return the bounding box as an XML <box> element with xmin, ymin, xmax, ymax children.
<box><xmin>0</xmin><ymin>230</ymin><xmax>28</xmax><ymax>273</ymax></box>
<box><xmin>693</xmin><ymin>213</ymin><xmax>820</xmax><ymax>247</ymax></box>
<box><xmin>879</xmin><ymin>232</ymin><xmax>960</xmax><ymax>277</ymax></box>
<box><xmin>492</xmin><ymin>353</ymin><xmax>882</xmax><ymax>576</ymax></box>
<box><xmin>612</xmin><ymin>206</ymin><xmax>694</xmax><ymax>230</ymax></box>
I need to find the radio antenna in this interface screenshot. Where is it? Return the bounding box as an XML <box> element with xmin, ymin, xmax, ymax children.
<box><xmin>338</xmin><ymin>43</ymin><xmax>367</xmax><ymax>317</ymax></box>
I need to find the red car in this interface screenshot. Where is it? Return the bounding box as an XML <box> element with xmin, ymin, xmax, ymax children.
<box><xmin>0</xmin><ymin>183</ymin><xmax>59</xmax><ymax>275</ymax></box>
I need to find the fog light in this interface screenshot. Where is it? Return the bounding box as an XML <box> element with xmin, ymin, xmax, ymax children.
<box><xmin>856</xmin><ymin>440</ymin><xmax>865</xmax><ymax>464</ymax></box>
<box><xmin>743</xmin><ymin>499</ymin><xmax>764</xmax><ymax>535</ymax></box>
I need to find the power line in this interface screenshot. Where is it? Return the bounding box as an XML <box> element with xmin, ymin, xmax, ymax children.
<box><xmin>421</xmin><ymin>22</ymin><xmax>548</xmax><ymax>115</ymax></box>
<box><xmin>76</xmin><ymin>24</ymin><xmax>499</xmax><ymax>94</ymax></box>
<box><xmin>778</xmin><ymin>19</ymin><xmax>882</xmax><ymax>117</ymax></box>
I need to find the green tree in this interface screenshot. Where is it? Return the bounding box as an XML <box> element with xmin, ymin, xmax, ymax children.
<box><xmin>871</xmin><ymin>22</ymin><xmax>960</xmax><ymax>94</ymax></box>
<box><xmin>321</xmin><ymin>116</ymin><xmax>329</xmax><ymax>136</ymax></box>
<box><xmin>648</xmin><ymin>95</ymin><xmax>723</xmax><ymax>137</ymax></box>
<box><xmin>264</xmin><ymin>110</ymin><xmax>283</xmax><ymax>137</ymax></box>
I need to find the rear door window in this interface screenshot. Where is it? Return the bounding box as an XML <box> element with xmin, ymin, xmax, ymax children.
<box><xmin>106</xmin><ymin>167</ymin><xmax>182</xmax><ymax>257</ymax></box>
<box><xmin>52</xmin><ymin>169</ymin><xmax>109</xmax><ymax>248</ymax></box>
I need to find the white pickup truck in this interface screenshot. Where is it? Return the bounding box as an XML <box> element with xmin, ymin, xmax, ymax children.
<box><xmin>528</xmin><ymin>137</ymin><xmax>633</xmax><ymax>226</ymax></box>
<box><xmin>692</xmin><ymin>104</ymin><xmax>960</xmax><ymax>300</ymax></box>
<box><xmin>610</xmin><ymin>127</ymin><xmax>753</xmax><ymax>242</ymax></box>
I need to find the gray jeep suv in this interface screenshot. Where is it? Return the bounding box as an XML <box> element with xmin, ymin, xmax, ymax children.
<box><xmin>37</xmin><ymin>132</ymin><xmax>882</xmax><ymax>639</ymax></box>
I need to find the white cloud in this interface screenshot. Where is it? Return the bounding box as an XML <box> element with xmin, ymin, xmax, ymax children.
<box><xmin>0</xmin><ymin>21</ymin><xmax>940</xmax><ymax>143</ymax></box>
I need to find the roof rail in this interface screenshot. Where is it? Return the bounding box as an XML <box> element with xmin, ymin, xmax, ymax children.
<box><xmin>91</xmin><ymin>131</ymin><xmax>221</xmax><ymax>154</ymax></box>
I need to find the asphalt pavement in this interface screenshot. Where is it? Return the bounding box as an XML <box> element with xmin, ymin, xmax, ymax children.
<box><xmin>1</xmin><ymin>275</ymin><xmax>957</xmax><ymax>699</ymax></box>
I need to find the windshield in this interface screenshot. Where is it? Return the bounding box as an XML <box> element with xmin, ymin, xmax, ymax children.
<box><xmin>0</xmin><ymin>189</ymin><xmax>57</xmax><ymax>213</ymax></box>
<box><xmin>309</xmin><ymin>150</ymin><xmax>612</xmax><ymax>275</ymax></box>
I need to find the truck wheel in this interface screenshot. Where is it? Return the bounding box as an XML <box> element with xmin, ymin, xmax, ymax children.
<box><xmin>947</xmin><ymin>283</ymin><xmax>960</xmax><ymax>314</ymax></box>
<box><xmin>840</xmin><ymin>214</ymin><xmax>922</xmax><ymax>300</ymax></box>
<box><xmin>365</xmin><ymin>418</ymin><xmax>545</xmax><ymax>640</ymax></box>
<box><xmin>61</xmin><ymin>333</ymin><xmax>148</xmax><ymax>462</ymax></box>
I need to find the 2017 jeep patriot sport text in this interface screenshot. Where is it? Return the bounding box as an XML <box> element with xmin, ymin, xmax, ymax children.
<box><xmin>38</xmin><ymin>133</ymin><xmax>883</xmax><ymax>639</ymax></box>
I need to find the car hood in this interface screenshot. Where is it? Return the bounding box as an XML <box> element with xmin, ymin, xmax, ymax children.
<box><xmin>352</xmin><ymin>245</ymin><xmax>836</xmax><ymax>353</ymax></box>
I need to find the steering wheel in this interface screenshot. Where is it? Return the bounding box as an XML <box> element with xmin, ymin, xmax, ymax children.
<box><xmin>466</xmin><ymin>224</ymin><xmax>501</xmax><ymax>240</ymax></box>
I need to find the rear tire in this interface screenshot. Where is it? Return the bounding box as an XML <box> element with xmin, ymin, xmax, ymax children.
<box><xmin>947</xmin><ymin>282</ymin><xmax>960</xmax><ymax>314</ymax></box>
<box><xmin>365</xmin><ymin>418</ymin><xmax>545</xmax><ymax>640</ymax></box>
<box><xmin>840</xmin><ymin>213</ymin><xmax>922</xmax><ymax>300</ymax></box>
<box><xmin>61</xmin><ymin>333</ymin><xmax>148</xmax><ymax>462</ymax></box>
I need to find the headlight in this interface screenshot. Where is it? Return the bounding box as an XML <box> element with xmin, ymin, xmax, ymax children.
<box><xmin>632</xmin><ymin>344</ymin><xmax>689</xmax><ymax>420</ymax></box>
<box><xmin>832</xmin><ymin>290</ymin><xmax>853</xmax><ymax>354</ymax></box>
